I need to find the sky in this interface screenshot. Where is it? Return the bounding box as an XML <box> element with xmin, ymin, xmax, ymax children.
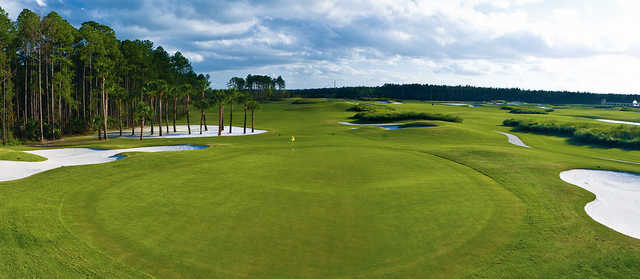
<box><xmin>2</xmin><ymin>0</ymin><xmax>640</xmax><ymax>93</ymax></box>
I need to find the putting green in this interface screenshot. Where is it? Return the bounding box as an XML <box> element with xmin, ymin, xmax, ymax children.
<box><xmin>60</xmin><ymin>146</ymin><xmax>521</xmax><ymax>278</ymax></box>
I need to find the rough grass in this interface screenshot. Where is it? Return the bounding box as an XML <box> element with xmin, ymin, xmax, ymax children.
<box><xmin>0</xmin><ymin>99</ymin><xmax>639</xmax><ymax>278</ymax></box>
<box><xmin>0</xmin><ymin>148</ymin><xmax>47</xmax><ymax>162</ymax></box>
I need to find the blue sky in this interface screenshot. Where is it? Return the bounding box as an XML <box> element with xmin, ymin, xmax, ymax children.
<box><xmin>2</xmin><ymin>0</ymin><xmax>640</xmax><ymax>93</ymax></box>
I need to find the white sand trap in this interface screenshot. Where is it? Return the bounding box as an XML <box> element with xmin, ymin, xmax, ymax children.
<box><xmin>560</xmin><ymin>169</ymin><xmax>640</xmax><ymax>239</ymax></box>
<box><xmin>108</xmin><ymin>125</ymin><xmax>266</xmax><ymax>139</ymax></box>
<box><xmin>597</xmin><ymin>119</ymin><xmax>640</xmax><ymax>126</ymax></box>
<box><xmin>0</xmin><ymin>145</ymin><xmax>208</xmax><ymax>182</ymax></box>
<box><xmin>338</xmin><ymin>121</ymin><xmax>402</xmax><ymax>126</ymax></box>
<box><xmin>495</xmin><ymin>131</ymin><xmax>531</xmax><ymax>148</ymax></box>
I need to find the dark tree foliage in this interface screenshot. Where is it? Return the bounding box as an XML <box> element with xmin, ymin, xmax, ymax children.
<box><xmin>0</xmin><ymin>6</ymin><xmax>288</xmax><ymax>143</ymax></box>
<box><xmin>292</xmin><ymin>84</ymin><xmax>640</xmax><ymax>105</ymax></box>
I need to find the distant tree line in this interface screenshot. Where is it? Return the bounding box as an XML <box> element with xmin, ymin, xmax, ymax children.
<box><xmin>291</xmin><ymin>84</ymin><xmax>640</xmax><ymax>104</ymax></box>
<box><xmin>0</xmin><ymin>7</ymin><xmax>286</xmax><ymax>143</ymax></box>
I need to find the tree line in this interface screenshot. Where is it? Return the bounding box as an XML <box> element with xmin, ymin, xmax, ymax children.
<box><xmin>0</xmin><ymin>7</ymin><xmax>287</xmax><ymax>144</ymax></box>
<box><xmin>291</xmin><ymin>84</ymin><xmax>640</xmax><ymax>105</ymax></box>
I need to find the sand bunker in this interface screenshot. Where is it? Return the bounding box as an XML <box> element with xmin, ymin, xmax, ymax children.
<box><xmin>560</xmin><ymin>169</ymin><xmax>640</xmax><ymax>239</ymax></box>
<box><xmin>108</xmin><ymin>125</ymin><xmax>267</xmax><ymax>139</ymax></box>
<box><xmin>0</xmin><ymin>145</ymin><xmax>208</xmax><ymax>182</ymax></box>
<box><xmin>496</xmin><ymin>131</ymin><xmax>531</xmax><ymax>148</ymax></box>
<box><xmin>597</xmin><ymin>119</ymin><xmax>640</xmax><ymax>126</ymax></box>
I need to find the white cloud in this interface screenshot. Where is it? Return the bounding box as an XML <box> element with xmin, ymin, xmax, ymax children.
<box><xmin>4</xmin><ymin>0</ymin><xmax>640</xmax><ymax>93</ymax></box>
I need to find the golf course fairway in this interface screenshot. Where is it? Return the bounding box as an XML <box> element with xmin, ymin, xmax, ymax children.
<box><xmin>1</xmin><ymin>99</ymin><xmax>640</xmax><ymax>278</ymax></box>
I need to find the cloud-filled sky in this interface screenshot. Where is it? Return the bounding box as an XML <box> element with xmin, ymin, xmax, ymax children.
<box><xmin>2</xmin><ymin>0</ymin><xmax>640</xmax><ymax>93</ymax></box>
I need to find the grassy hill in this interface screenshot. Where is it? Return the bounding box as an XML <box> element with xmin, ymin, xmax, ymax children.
<box><xmin>0</xmin><ymin>100</ymin><xmax>639</xmax><ymax>278</ymax></box>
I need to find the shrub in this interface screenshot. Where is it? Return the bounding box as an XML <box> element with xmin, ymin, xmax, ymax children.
<box><xmin>347</xmin><ymin>103</ymin><xmax>394</xmax><ymax>112</ymax></box>
<box><xmin>69</xmin><ymin>119</ymin><xmax>89</xmax><ymax>134</ymax></box>
<box><xmin>291</xmin><ymin>98</ymin><xmax>325</xmax><ymax>104</ymax></box>
<box><xmin>353</xmin><ymin>111</ymin><xmax>462</xmax><ymax>123</ymax></box>
<box><xmin>509</xmin><ymin>108</ymin><xmax>548</xmax><ymax>114</ymax></box>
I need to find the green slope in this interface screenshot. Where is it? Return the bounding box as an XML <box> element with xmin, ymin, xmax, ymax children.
<box><xmin>0</xmin><ymin>100</ymin><xmax>639</xmax><ymax>278</ymax></box>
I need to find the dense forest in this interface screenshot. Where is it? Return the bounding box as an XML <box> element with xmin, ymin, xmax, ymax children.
<box><xmin>0</xmin><ymin>7</ymin><xmax>286</xmax><ymax>144</ymax></box>
<box><xmin>292</xmin><ymin>84</ymin><xmax>640</xmax><ymax>105</ymax></box>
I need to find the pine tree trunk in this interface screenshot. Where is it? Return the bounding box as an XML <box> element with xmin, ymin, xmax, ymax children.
<box><xmin>218</xmin><ymin>104</ymin><xmax>222</xmax><ymax>136</ymax></box>
<box><xmin>58</xmin><ymin>63</ymin><xmax>62</xmax><ymax>129</ymax></box>
<box><xmin>88</xmin><ymin>56</ymin><xmax>92</xmax><ymax>120</ymax></box>
<box><xmin>229</xmin><ymin>102</ymin><xmax>233</xmax><ymax>133</ymax></box>
<box><xmin>82</xmin><ymin>62</ymin><xmax>86</xmax><ymax>121</ymax></box>
<box><xmin>173</xmin><ymin>97</ymin><xmax>177</xmax><ymax>132</ymax></box>
<box><xmin>2</xmin><ymin>73</ymin><xmax>6</xmax><ymax>145</ymax></box>
<box><xmin>45</xmin><ymin>56</ymin><xmax>50</xmax><ymax>125</ymax></box>
<box><xmin>199</xmin><ymin>110</ymin><xmax>203</xmax><ymax>135</ymax></box>
<box><xmin>243</xmin><ymin>106</ymin><xmax>247</xmax><ymax>134</ymax></box>
<box><xmin>24</xmin><ymin>47</ymin><xmax>28</xmax><ymax>126</ymax></box>
<box><xmin>140</xmin><ymin>118</ymin><xmax>144</xmax><ymax>141</ymax></box>
<box><xmin>186</xmin><ymin>95</ymin><xmax>191</xmax><ymax>134</ymax></box>
<box><xmin>102</xmin><ymin>76</ymin><xmax>107</xmax><ymax>140</ymax></box>
<box><xmin>165</xmin><ymin>100</ymin><xmax>169</xmax><ymax>134</ymax></box>
<box><xmin>51</xmin><ymin>58</ymin><xmax>55</xmax><ymax>137</ymax></box>
<box><xmin>204</xmin><ymin>113</ymin><xmax>207</xmax><ymax>131</ymax></box>
<box><xmin>158</xmin><ymin>92</ymin><xmax>163</xmax><ymax>136</ymax></box>
<box><xmin>39</xmin><ymin>48</ymin><xmax>43</xmax><ymax>142</ymax></box>
<box><xmin>119</xmin><ymin>99</ymin><xmax>123</xmax><ymax>137</ymax></box>
<box><xmin>201</xmin><ymin>90</ymin><xmax>207</xmax><ymax>131</ymax></box>
<box><xmin>150</xmin><ymin>97</ymin><xmax>154</xmax><ymax>135</ymax></box>
<box><xmin>251</xmin><ymin>110</ymin><xmax>254</xmax><ymax>133</ymax></box>
<box><xmin>131</xmin><ymin>102</ymin><xmax>135</xmax><ymax>136</ymax></box>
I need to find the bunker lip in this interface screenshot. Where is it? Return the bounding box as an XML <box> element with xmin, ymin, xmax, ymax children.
<box><xmin>107</xmin><ymin>125</ymin><xmax>267</xmax><ymax>138</ymax></box>
<box><xmin>381</xmin><ymin>125</ymin><xmax>434</xmax><ymax>130</ymax></box>
<box><xmin>596</xmin><ymin>119</ymin><xmax>640</xmax><ymax>126</ymax></box>
<box><xmin>495</xmin><ymin>131</ymin><xmax>531</xmax><ymax>148</ymax></box>
<box><xmin>560</xmin><ymin>169</ymin><xmax>640</xmax><ymax>239</ymax></box>
<box><xmin>0</xmin><ymin>145</ymin><xmax>209</xmax><ymax>182</ymax></box>
<box><xmin>339</xmin><ymin>121</ymin><xmax>402</xmax><ymax>126</ymax></box>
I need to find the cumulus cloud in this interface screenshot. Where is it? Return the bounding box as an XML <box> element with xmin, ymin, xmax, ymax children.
<box><xmin>1</xmin><ymin>0</ymin><xmax>640</xmax><ymax>92</ymax></box>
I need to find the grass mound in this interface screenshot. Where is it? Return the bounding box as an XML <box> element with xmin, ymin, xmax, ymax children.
<box><xmin>502</xmin><ymin>106</ymin><xmax>552</xmax><ymax>114</ymax></box>
<box><xmin>504</xmin><ymin>118</ymin><xmax>640</xmax><ymax>149</ymax></box>
<box><xmin>0</xmin><ymin>148</ymin><xmax>47</xmax><ymax>162</ymax></box>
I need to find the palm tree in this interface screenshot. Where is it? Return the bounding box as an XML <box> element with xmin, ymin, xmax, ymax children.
<box><xmin>135</xmin><ymin>102</ymin><xmax>151</xmax><ymax>141</ymax></box>
<box><xmin>109</xmin><ymin>83</ymin><xmax>126</xmax><ymax>137</ymax></box>
<box><xmin>227</xmin><ymin>89</ymin><xmax>239</xmax><ymax>133</ymax></box>
<box><xmin>92</xmin><ymin>114</ymin><xmax>103</xmax><ymax>140</ymax></box>
<box><xmin>195</xmin><ymin>89</ymin><xmax>211</xmax><ymax>134</ymax></box>
<box><xmin>246</xmin><ymin>100</ymin><xmax>259</xmax><ymax>133</ymax></box>
<box><xmin>142</xmin><ymin>81</ymin><xmax>156</xmax><ymax>135</ymax></box>
<box><xmin>156</xmin><ymin>80</ymin><xmax>168</xmax><ymax>137</ymax></box>
<box><xmin>179</xmin><ymin>84</ymin><xmax>193</xmax><ymax>134</ymax></box>
<box><xmin>143</xmin><ymin>79</ymin><xmax>167</xmax><ymax>136</ymax></box>
<box><xmin>170</xmin><ymin>85</ymin><xmax>183</xmax><ymax>133</ymax></box>
<box><xmin>237</xmin><ymin>93</ymin><xmax>250</xmax><ymax>134</ymax></box>
<box><xmin>213</xmin><ymin>90</ymin><xmax>228</xmax><ymax>136</ymax></box>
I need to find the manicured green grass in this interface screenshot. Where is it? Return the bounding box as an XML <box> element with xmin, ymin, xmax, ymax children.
<box><xmin>0</xmin><ymin>148</ymin><xmax>47</xmax><ymax>162</ymax></box>
<box><xmin>0</xmin><ymin>99</ymin><xmax>639</xmax><ymax>278</ymax></box>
